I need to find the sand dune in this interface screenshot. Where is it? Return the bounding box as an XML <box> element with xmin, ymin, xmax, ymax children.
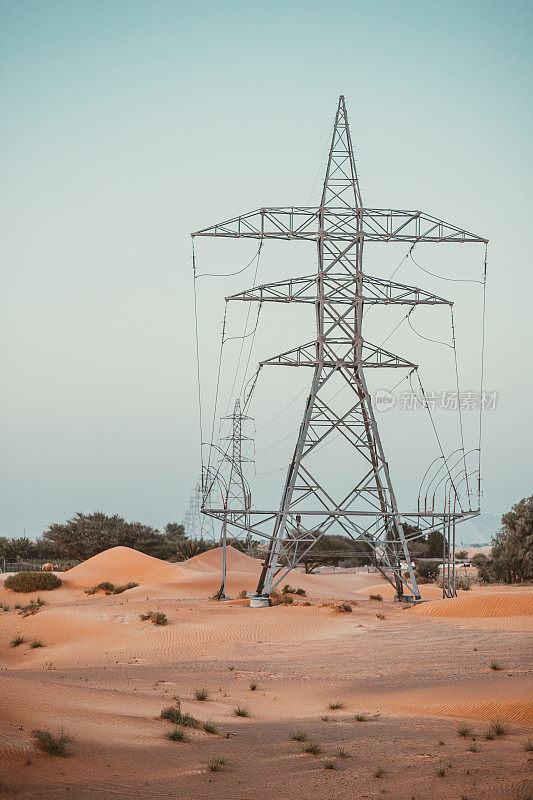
<box><xmin>65</xmin><ymin>546</ymin><xmax>179</xmax><ymax>587</ymax></box>
<box><xmin>411</xmin><ymin>591</ymin><xmax>533</xmax><ymax>618</ymax></box>
<box><xmin>2</xmin><ymin>545</ymin><xmax>531</xmax><ymax>799</ymax></box>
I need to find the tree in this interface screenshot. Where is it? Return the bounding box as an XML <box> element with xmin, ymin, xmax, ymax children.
<box><xmin>43</xmin><ymin>512</ymin><xmax>168</xmax><ymax>561</ymax></box>
<box><xmin>491</xmin><ymin>496</ymin><xmax>533</xmax><ymax>583</ymax></box>
<box><xmin>471</xmin><ymin>496</ymin><xmax>533</xmax><ymax>584</ymax></box>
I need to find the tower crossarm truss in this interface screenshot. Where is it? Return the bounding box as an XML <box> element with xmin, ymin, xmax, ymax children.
<box><xmin>193</xmin><ymin>95</ymin><xmax>487</xmax><ymax>603</ymax></box>
<box><xmin>193</xmin><ymin>207</ymin><xmax>487</xmax><ymax>244</ymax></box>
<box><xmin>225</xmin><ymin>274</ymin><xmax>451</xmax><ymax>305</ymax></box>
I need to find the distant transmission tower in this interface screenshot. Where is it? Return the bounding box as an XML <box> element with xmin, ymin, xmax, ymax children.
<box><xmin>210</xmin><ymin>399</ymin><xmax>254</xmax><ymax>599</ymax></box>
<box><xmin>183</xmin><ymin>480</ymin><xmax>215</xmax><ymax>541</ymax></box>
<box><xmin>193</xmin><ymin>96</ymin><xmax>487</xmax><ymax>604</ymax></box>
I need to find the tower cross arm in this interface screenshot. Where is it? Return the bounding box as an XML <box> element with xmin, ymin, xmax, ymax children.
<box><xmin>225</xmin><ymin>274</ymin><xmax>452</xmax><ymax>305</ymax></box>
<box><xmin>192</xmin><ymin>207</ymin><xmax>319</xmax><ymax>240</ymax></box>
<box><xmin>359</xmin><ymin>209</ymin><xmax>488</xmax><ymax>243</ymax></box>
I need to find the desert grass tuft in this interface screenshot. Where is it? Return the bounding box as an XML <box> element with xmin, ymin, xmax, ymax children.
<box><xmin>354</xmin><ymin>713</ymin><xmax>370</xmax><ymax>722</ymax></box>
<box><xmin>194</xmin><ymin>688</ymin><xmax>209</xmax><ymax>702</ymax></box>
<box><xmin>458</xmin><ymin>724</ymin><xmax>473</xmax><ymax>738</ymax></box>
<box><xmin>31</xmin><ymin>729</ymin><xmax>72</xmax><ymax>756</ymax></box>
<box><xmin>139</xmin><ymin>610</ymin><xmax>167</xmax><ymax>625</ymax></box>
<box><xmin>328</xmin><ymin>701</ymin><xmax>344</xmax><ymax>710</ymax></box>
<box><xmin>234</xmin><ymin>706</ymin><xmax>250</xmax><ymax>717</ymax></box>
<box><xmin>164</xmin><ymin>726</ymin><xmax>188</xmax><ymax>742</ymax></box>
<box><xmin>489</xmin><ymin>660</ymin><xmax>503</xmax><ymax>671</ymax></box>
<box><xmin>369</xmin><ymin>593</ymin><xmax>383</xmax><ymax>601</ymax></box>
<box><xmin>289</xmin><ymin>728</ymin><xmax>308</xmax><ymax>742</ymax></box>
<box><xmin>9</xmin><ymin>635</ymin><xmax>25</xmax><ymax>647</ymax></box>
<box><xmin>468</xmin><ymin>743</ymin><xmax>478</xmax><ymax>752</ymax></box>
<box><xmin>207</xmin><ymin>756</ymin><xmax>227</xmax><ymax>772</ymax></box>
<box><xmin>30</xmin><ymin>639</ymin><xmax>44</xmax><ymax>648</ymax></box>
<box><xmin>324</xmin><ymin>760</ymin><xmax>337</xmax><ymax>769</ymax></box>
<box><xmin>334</xmin><ymin>748</ymin><xmax>352</xmax><ymax>758</ymax></box>
<box><xmin>488</xmin><ymin>720</ymin><xmax>508</xmax><ymax>737</ymax></box>
<box><xmin>523</xmin><ymin>738</ymin><xmax>533</xmax><ymax>752</ymax></box>
<box><xmin>373</xmin><ymin>767</ymin><xmax>386</xmax><ymax>778</ymax></box>
<box><xmin>336</xmin><ymin>602</ymin><xmax>352</xmax><ymax>613</ymax></box>
<box><xmin>376</xmin><ymin>612</ymin><xmax>386</xmax><ymax>620</ymax></box>
<box><xmin>320</xmin><ymin>715</ymin><xmax>330</xmax><ymax>722</ymax></box>
<box><xmin>160</xmin><ymin>707</ymin><xmax>197</xmax><ymax>727</ymax></box>
<box><xmin>435</xmin><ymin>766</ymin><xmax>446</xmax><ymax>777</ymax></box>
<box><xmin>302</xmin><ymin>741</ymin><xmax>321</xmax><ymax>755</ymax></box>
<box><xmin>201</xmin><ymin>720</ymin><xmax>219</xmax><ymax>735</ymax></box>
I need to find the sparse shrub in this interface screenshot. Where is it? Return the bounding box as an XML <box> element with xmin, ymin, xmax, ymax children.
<box><xmin>458</xmin><ymin>724</ymin><xmax>473</xmax><ymax>738</ymax></box>
<box><xmin>164</xmin><ymin>726</ymin><xmax>188</xmax><ymax>742</ymax></box>
<box><xmin>321</xmin><ymin>715</ymin><xmax>330</xmax><ymax>722</ymax></box>
<box><xmin>140</xmin><ymin>611</ymin><xmax>167</xmax><ymax>625</ymax></box>
<box><xmin>30</xmin><ymin>640</ymin><xmax>44</xmax><ymax>649</ymax></box>
<box><xmin>415</xmin><ymin>561</ymin><xmax>439</xmax><ymax>583</ymax></box>
<box><xmin>369</xmin><ymin>593</ymin><xmax>383</xmax><ymax>601</ymax></box>
<box><xmin>376</xmin><ymin>612</ymin><xmax>386</xmax><ymax>620</ymax></box>
<box><xmin>160</xmin><ymin>707</ymin><xmax>197</xmax><ymax>727</ymax></box>
<box><xmin>202</xmin><ymin>720</ymin><xmax>218</xmax><ymax>735</ymax></box>
<box><xmin>290</xmin><ymin>728</ymin><xmax>308</xmax><ymax>742</ymax></box>
<box><xmin>271</xmin><ymin>593</ymin><xmax>293</xmax><ymax>605</ymax></box>
<box><xmin>1</xmin><ymin>603</ymin><xmax>10</xmax><ymax>612</ymax></box>
<box><xmin>468</xmin><ymin>743</ymin><xmax>478</xmax><ymax>752</ymax></box>
<box><xmin>455</xmin><ymin>575</ymin><xmax>472</xmax><ymax>591</ymax></box>
<box><xmin>488</xmin><ymin>720</ymin><xmax>508</xmax><ymax>737</ymax></box>
<box><xmin>324</xmin><ymin>760</ymin><xmax>337</xmax><ymax>769</ymax></box>
<box><xmin>373</xmin><ymin>767</ymin><xmax>386</xmax><ymax>778</ymax></box>
<box><xmin>303</xmin><ymin>741</ymin><xmax>321</xmax><ymax>755</ymax></box>
<box><xmin>113</xmin><ymin>582</ymin><xmax>138</xmax><ymax>594</ymax></box>
<box><xmin>336</xmin><ymin>602</ymin><xmax>352</xmax><ymax>613</ymax></box>
<box><xmin>9</xmin><ymin>635</ymin><xmax>25</xmax><ymax>647</ymax></box>
<box><xmin>207</xmin><ymin>756</ymin><xmax>227</xmax><ymax>772</ymax></box>
<box><xmin>489</xmin><ymin>660</ymin><xmax>503</xmax><ymax>671</ymax></box>
<box><xmin>249</xmin><ymin>681</ymin><xmax>257</xmax><ymax>691</ymax></box>
<box><xmin>31</xmin><ymin>729</ymin><xmax>72</xmax><ymax>756</ymax></box>
<box><xmin>234</xmin><ymin>706</ymin><xmax>250</xmax><ymax>717</ymax></box>
<box><xmin>523</xmin><ymin>739</ymin><xmax>533</xmax><ymax>752</ymax></box>
<box><xmin>295</xmin><ymin>588</ymin><xmax>306</xmax><ymax>596</ymax></box>
<box><xmin>436</xmin><ymin>766</ymin><xmax>446</xmax><ymax>777</ymax></box>
<box><xmin>354</xmin><ymin>713</ymin><xmax>370</xmax><ymax>722</ymax></box>
<box><xmin>438</xmin><ymin>740</ymin><xmax>445</xmax><ymax>746</ymax></box>
<box><xmin>194</xmin><ymin>688</ymin><xmax>209</xmax><ymax>702</ymax></box>
<box><xmin>86</xmin><ymin>581</ymin><xmax>138</xmax><ymax>595</ymax></box>
<box><xmin>228</xmin><ymin>664</ymin><xmax>234</xmax><ymax>671</ymax></box>
<box><xmin>334</xmin><ymin>748</ymin><xmax>352</xmax><ymax>758</ymax></box>
<box><xmin>328</xmin><ymin>701</ymin><xmax>344</xmax><ymax>710</ymax></box>
<box><xmin>484</xmin><ymin>729</ymin><xmax>496</xmax><ymax>740</ymax></box>
<box><xmin>282</xmin><ymin>584</ymin><xmax>295</xmax><ymax>594</ymax></box>
<box><xmin>5</xmin><ymin>572</ymin><xmax>61</xmax><ymax>593</ymax></box>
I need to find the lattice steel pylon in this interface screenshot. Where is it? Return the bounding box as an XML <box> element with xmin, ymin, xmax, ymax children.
<box><xmin>193</xmin><ymin>96</ymin><xmax>487</xmax><ymax>603</ymax></box>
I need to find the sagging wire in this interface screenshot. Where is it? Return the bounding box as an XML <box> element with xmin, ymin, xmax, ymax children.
<box><xmin>192</xmin><ymin>238</ymin><xmax>204</xmax><ymax>484</ymax></box>
<box><xmin>406</xmin><ymin>307</ymin><xmax>453</xmax><ymax>349</ymax></box>
<box><xmin>195</xmin><ymin>242</ymin><xmax>263</xmax><ymax>279</ymax></box>
<box><xmin>450</xmin><ymin>307</ymin><xmax>470</xmax><ymax>502</ymax></box>
<box><xmin>409</xmin><ymin>251</ymin><xmax>484</xmax><ymax>285</ymax></box>
<box><xmin>409</xmin><ymin>370</ymin><xmax>463</xmax><ymax>511</ymax></box>
<box><xmin>477</xmin><ymin>244</ymin><xmax>488</xmax><ymax>504</ymax></box>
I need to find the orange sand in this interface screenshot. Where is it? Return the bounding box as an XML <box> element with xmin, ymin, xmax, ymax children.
<box><xmin>1</xmin><ymin>546</ymin><xmax>531</xmax><ymax>800</ymax></box>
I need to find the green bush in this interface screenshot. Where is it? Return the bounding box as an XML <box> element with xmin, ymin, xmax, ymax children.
<box><xmin>32</xmin><ymin>729</ymin><xmax>72</xmax><ymax>756</ymax></box>
<box><xmin>85</xmin><ymin>581</ymin><xmax>138</xmax><ymax>596</ymax></box>
<box><xmin>4</xmin><ymin>572</ymin><xmax>61</xmax><ymax>593</ymax></box>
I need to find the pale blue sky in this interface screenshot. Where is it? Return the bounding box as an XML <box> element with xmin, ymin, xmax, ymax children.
<box><xmin>1</xmin><ymin>0</ymin><xmax>531</xmax><ymax>537</ymax></box>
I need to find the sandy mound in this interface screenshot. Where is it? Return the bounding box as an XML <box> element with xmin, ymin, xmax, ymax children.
<box><xmin>64</xmin><ymin>546</ymin><xmax>178</xmax><ymax>588</ymax></box>
<box><xmin>411</xmin><ymin>591</ymin><xmax>533</xmax><ymax>619</ymax></box>
<box><xmin>182</xmin><ymin>545</ymin><xmax>263</xmax><ymax>573</ymax></box>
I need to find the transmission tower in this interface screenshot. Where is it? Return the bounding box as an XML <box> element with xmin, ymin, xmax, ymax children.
<box><xmin>193</xmin><ymin>96</ymin><xmax>487</xmax><ymax>604</ymax></box>
<box><xmin>208</xmin><ymin>399</ymin><xmax>254</xmax><ymax>599</ymax></box>
<box><xmin>183</xmin><ymin>480</ymin><xmax>215</xmax><ymax>541</ymax></box>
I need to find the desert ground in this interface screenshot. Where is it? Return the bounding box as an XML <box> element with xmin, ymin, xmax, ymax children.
<box><xmin>1</xmin><ymin>546</ymin><xmax>532</xmax><ymax>800</ymax></box>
